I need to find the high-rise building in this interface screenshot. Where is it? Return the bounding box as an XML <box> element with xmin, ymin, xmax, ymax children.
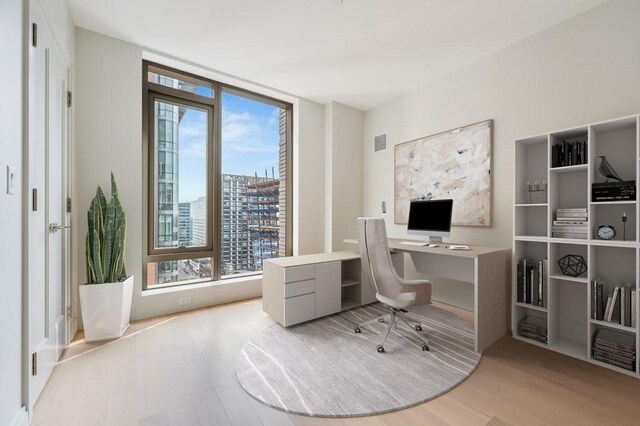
<box><xmin>154</xmin><ymin>81</ymin><xmax>182</xmax><ymax>284</ymax></box>
<box><xmin>221</xmin><ymin>174</ymin><xmax>252</xmax><ymax>275</ymax></box>
<box><xmin>178</xmin><ymin>202</ymin><xmax>192</xmax><ymax>247</ymax></box>
<box><xmin>246</xmin><ymin>178</ymin><xmax>280</xmax><ymax>270</ymax></box>
<box><xmin>190</xmin><ymin>196</ymin><xmax>206</xmax><ymax>247</ymax></box>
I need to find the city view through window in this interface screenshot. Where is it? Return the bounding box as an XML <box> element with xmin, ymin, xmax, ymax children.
<box><xmin>147</xmin><ymin>71</ymin><xmax>286</xmax><ymax>288</ymax></box>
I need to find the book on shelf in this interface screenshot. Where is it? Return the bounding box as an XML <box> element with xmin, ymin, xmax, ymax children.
<box><xmin>556</xmin><ymin>212</ymin><xmax>588</xmax><ymax>217</ymax></box>
<box><xmin>519</xmin><ymin>316</ymin><xmax>547</xmax><ymax>344</ymax></box>
<box><xmin>537</xmin><ymin>259</ymin><xmax>546</xmax><ymax>308</ymax></box>
<box><xmin>592</xmin><ymin>280</ymin><xmax>605</xmax><ymax>321</ymax></box>
<box><xmin>592</xmin><ymin>348</ymin><xmax>635</xmax><ymax>364</ymax></box>
<box><xmin>551</xmin><ymin>232</ymin><xmax>588</xmax><ymax>239</ymax></box>
<box><xmin>556</xmin><ymin>208</ymin><xmax>588</xmax><ymax>213</ymax></box>
<box><xmin>632</xmin><ymin>290</ymin><xmax>637</xmax><ymax>328</ymax></box>
<box><xmin>551</xmin><ymin>226</ymin><xmax>589</xmax><ymax>233</ymax></box>
<box><xmin>593</xmin><ymin>328</ymin><xmax>636</xmax><ymax>372</ymax></box>
<box><xmin>517</xmin><ymin>258</ymin><xmax>546</xmax><ymax>307</ymax></box>
<box><xmin>604</xmin><ymin>296</ymin><xmax>613</xmax><ymax>322</ymax></box>
<box><xmin>552</xmin><ymin>140</ymin><xmax>587</xmax><ymax>168</ymax></box>
<box><xmin>598</xmin><ymin>284</ymin><xmax>635</xmax><ymax>326</ymax></box>
<box><xmin>609</xmin><ymin>286</ymin><xmax>620</xmax><ymax>323</ymax></box>
<box><xmin>592</xmin><ymin>180</ymin><xmax>636</xmax><ymax>202</ymax></box>
<box><xmin>553</xmin><ymin>220</ymin><xmax>587</xmax><ymax>225</ymax></box>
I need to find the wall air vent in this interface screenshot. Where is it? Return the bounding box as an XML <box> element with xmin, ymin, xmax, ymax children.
<box><xmin>374</xmin><ymin>133</ymin><xmax>387</xmax><ymax>152</ymax></box>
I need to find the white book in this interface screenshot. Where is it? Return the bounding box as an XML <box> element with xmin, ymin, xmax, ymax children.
<box><xmin>553</xmin><ymin>220</ymin><xmax>588</xmax><ymax>225</ymax></box>
<box><xmin>608</xmin><ymin>287</ymin><xmax>620</xmax><ymax>322</ymax></box>
<box><xmin>604</xmin><ymin>296</ymin><xmax>613</xmax><ymax>322</ymax></box>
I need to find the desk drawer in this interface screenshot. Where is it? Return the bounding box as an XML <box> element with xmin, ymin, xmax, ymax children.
<box><xmin>284</xmin><ymin>265</ymin><xmax>315</xmax><ymax>283</ymax></box>
<box><xmin>284</xmin><ymin>279</ymin><xmax>315</xmax><ymax>298</ymax></box>
<box><xmin>284</xmin><ymin>293</ymin><xmax>316</xmax><ymax>326</ymax></box>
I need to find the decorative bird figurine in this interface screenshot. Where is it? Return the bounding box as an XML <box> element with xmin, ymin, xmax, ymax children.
<box><xmin>598</xmin><ymin>156</ymin><xmax>623</xmax><ymax>182</ymax></box>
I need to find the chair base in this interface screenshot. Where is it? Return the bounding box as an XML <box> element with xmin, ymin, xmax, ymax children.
<box><xmin>354</xmin><ymin>306</ymin><xmax>429</xmax><ymax>353</ymax></box>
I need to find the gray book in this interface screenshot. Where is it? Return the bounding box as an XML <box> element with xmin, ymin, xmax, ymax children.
<box><xmin>595</xmin><ymin>328</ymin><xmax>636</xmax><ymax>351</ymax></box>
<box><xmin>632</xmin><ymin>290</ymin><xmax>637</xmax><ymax>328</ymax></box>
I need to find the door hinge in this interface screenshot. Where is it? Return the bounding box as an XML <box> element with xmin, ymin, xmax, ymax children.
<box><xmin>66</xmin><ymin>197</ymin><xmax>72</xmax><ymax>213</ymax></box>
<box><xmin>32</xmin><ymin>188</ymin><xmax>38</xmax><ymax>211</ymax></box>
<box><xmin>67</xmin><ymin>305</ymin><xmax>72</xmax><ymax>320</ymax></box>
<box><xmin>32</xmin><ymin>23</ymin><xmax>37</xmax><ymax>47</ymax></box>
<box><xmin>32</xmin><ymin>352</ymin><xmax>38</xmax><ymax>376</ymax></box>
<box><xmin>67</xmin><ymin>91</ymin><xmax>72</xmax><ymax>108</ymax></box>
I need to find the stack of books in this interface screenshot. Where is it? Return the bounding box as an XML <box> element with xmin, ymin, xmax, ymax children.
<box><xmin>593</xmin><ymin>282</ymin><xmax>637</xmax><ymax>327</ymax></box>
<box><xmin>552</xmin><ymin>208</ymin><xmax>588</xmax><ymax>239</ymax></box>
<box><xmin>551</xmin><ymin>139</ymin><xmax>587</xmax><ymax>168</ymax></box>
<box><xmin>592</xmin><ymin>329</ymin><xmax>636</xmax><ymax>372</ymax></box>
<box><xmin>516</xmin><ymin>258</ymin><xmax>547</xmax><ymax>307</ymax></box>
<box><xmin>592</xmin><ymin>181</ymin><xmax>636</xmax><ymax>202</ymax></box>
<box><xmin>519</xmin><ymin>316</ymin><xmax>547</xmax><ymax>344</ymax></box>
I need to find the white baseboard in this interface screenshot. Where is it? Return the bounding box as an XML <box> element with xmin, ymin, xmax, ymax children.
<box><xmin>10</xmin><ymin>407</ymin><xmax>28</xmax><ymax>426</ymax></box>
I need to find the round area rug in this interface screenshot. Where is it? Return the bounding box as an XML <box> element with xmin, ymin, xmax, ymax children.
<box><xmin>236</xmin><ymin>303</ymin><xmax>481</xmax><ymax>417</ymax></box>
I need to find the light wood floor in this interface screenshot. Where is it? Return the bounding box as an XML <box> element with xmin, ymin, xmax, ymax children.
<box><xmin>33</xmin><ymin>299</ymin><xmax>640</xmax><ymax>425</ymax></box>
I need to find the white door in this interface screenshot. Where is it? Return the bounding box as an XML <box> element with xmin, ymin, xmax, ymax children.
<box><xmin>28</xmin><ymin>2</ymin><xmax>70</xmax><ymax>410</ymax></box>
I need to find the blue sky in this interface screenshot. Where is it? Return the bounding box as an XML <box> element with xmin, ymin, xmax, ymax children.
<box><xmin>175</xmin><ymin>91</ymin><xmax>280</xmax><ymax>203</ymax></box>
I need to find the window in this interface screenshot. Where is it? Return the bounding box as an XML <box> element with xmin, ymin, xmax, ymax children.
<box><xmin>143</xmin><ymin>61</ymin><xmax>292</xmax><ymax>289</ymax></box>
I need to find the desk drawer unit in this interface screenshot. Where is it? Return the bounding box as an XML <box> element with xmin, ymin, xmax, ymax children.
<box><xmin>284</xmin><ymin>265</ymin><xmax>315</xmax><ymax>283</ymax></box>
<box><xmin>284</xmin><ymin>293</ymin><xmax>316</xmax><ymax>326</ymax></box>
<box><xmin>284</xmin><ymin>278</ymin><xmax>315</xmax><ymax>298</ymax></box>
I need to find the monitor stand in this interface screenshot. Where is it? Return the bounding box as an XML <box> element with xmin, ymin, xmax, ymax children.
<box><xmin>428</xmin><ymin>236</ymin><xmax>443</xmax><ymax>244</ymax></box>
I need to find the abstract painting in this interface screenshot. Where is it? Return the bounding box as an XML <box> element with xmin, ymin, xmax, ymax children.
<box><xmin>394</xmin><ymin>120</ymin><xmax>492</xmax><ymax>226</ymax></box>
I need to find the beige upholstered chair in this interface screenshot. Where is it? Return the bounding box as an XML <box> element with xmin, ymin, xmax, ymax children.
<box><xmin>356</xmin><ymin>217</ymin><xmax>432</xmax><ymax>353</ymax></box>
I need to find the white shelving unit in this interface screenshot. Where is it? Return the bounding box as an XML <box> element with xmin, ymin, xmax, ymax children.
<box><xmin>513</xmin><ymin>114</ymin><xmax>640</xmax><ymax>377</ymax></box>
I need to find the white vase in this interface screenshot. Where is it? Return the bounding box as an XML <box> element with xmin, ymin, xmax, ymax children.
<box><xmin>79</xmin><ymin>275</ymin><xmax>134</xmax><ymax>342</ymax></box>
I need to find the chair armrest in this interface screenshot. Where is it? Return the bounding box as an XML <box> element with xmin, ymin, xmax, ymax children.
<box><xmin>399</xmin><ymin>278</ymin><xmax>431</xmax><ymax>286</ymax></box>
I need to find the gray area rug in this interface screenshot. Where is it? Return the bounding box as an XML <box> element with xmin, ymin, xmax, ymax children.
<box><xmin>236</xmin><ymin>303</ymin><xmax>481</xmax><ymax>417</ymax></box>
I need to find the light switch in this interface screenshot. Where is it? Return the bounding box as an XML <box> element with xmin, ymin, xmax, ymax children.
<box><xmin>6</xmin><ymin>166</ymin><xmax>16</xmax><ymax>195</ymax></box>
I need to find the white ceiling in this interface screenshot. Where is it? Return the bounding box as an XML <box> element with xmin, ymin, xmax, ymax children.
<box><xmin>67</xmin><ymin>0</ymin><xmax>606</xmax><ymax>110</ymax></box>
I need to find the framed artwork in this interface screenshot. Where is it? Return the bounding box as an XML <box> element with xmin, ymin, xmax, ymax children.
<box><xmin>394</xmin><ymin>120</ymin><xmax>492</xmax><ymax>226</ymax></box>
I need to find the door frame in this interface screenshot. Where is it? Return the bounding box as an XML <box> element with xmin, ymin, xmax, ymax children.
<box><xmin>23</xmin><ymin>0</ymin><xmax>73</xmax><ymax>415</ymax></box>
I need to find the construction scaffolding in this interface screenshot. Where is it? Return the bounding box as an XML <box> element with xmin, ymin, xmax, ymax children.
<box><xmin>245</xmin><ymin>169</ymin><xmax>280</xmax><ymax>270</ymax></box>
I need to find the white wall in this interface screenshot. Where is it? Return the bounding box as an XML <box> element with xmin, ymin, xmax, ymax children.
<box><xmin>296</xmin><ymin>99</ymin><xmax>326</xmax><ymax>255</ymax></box>
<box><xmin>0</xmin><ymin>1</ymin><xmax>25</xmax><ymax>424</ymax></box>
<box><xmin>74</xmin><ymin>29</ymin><xmax>328</xmax><ymax>322</ymax></box>
<box><xmin>362</xmin><ymin>0</ymin><xmax>640</xmax><ymax>306</ymax></box>
<box><xmin>325</xmin><ymin>102</ymin><xmax>364</xmax><ymax>251</ymax></box>
<box><xmin>364</xmin><ymin>0</ymin><xmax>640</xmax><ymax>247</ymax></box>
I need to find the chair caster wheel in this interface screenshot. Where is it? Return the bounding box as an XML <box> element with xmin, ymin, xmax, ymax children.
<box><xmin>421</xmin><ymin>344</ymin><xmax>429</xmax><ymax>351</ymax></box>
<box><xmin>354</xmin><ymin>327</ymin><xmax>361</xmax><ymax>334</ymax></box>
<box><xmin>378</xmin><ymin>318</ymin><xmax>385</xmax><ymax>323</ymax></box>
<box><xmin>376</xmin><ymin>345</ymin><xmax>385</xmax><ymax>353</ymax></box>
<box><xmin>415</xmin><ymin>325</ymin><xmax>422</xmax><ymax>332</ymax></box>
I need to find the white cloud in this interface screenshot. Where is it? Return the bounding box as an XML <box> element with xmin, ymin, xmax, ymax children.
<box><xmin>222</xmin><ymin>110</ymin><xmax>279</xmax><ymax>154</ymax></box>
<box><xmin>182</xmin><ymin>141</ymin><xmax>206</xmax><ymax>159</ymax></box>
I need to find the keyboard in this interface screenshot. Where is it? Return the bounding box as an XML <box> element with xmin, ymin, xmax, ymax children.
<box><xmin>399</xmin><ymin>241</ymin><xmax>429</xmax><ymax>247</ymax></box>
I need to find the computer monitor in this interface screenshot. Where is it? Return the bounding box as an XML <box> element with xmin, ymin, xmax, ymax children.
<box><xmin>407</xmin><ymin>199</ymin><xmax>453</xmax><ymax>243</ymax></box>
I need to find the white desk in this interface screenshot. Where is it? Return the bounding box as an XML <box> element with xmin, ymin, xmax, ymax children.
<box><xmin>345</xmin><ymin>238</ymin><xmax>511</xmax><ymax>352</ymax></box>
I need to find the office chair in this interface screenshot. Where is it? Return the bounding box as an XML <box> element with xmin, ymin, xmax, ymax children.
<box><xmin>356</xmin><ymin>217</ymin><xmax>432</xmax><ymax>353</ymax></box>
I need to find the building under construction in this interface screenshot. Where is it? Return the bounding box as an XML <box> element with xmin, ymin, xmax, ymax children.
<box><xmin>245</xmin><ymin>173</ymin><xmax>280</xmax><ymax>270</ymax></box>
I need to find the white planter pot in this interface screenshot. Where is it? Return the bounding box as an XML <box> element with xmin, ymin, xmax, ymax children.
<box><xmin>79</xmin><ymin>275</ymin><xmax>134</xmax><ymax>342</ymax></box>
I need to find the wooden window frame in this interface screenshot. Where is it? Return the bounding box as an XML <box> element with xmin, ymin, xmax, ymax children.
<box><xmin>142</xmin><ymin>61</ymin><xmax>293</xmax><ymax>290</ymax></box>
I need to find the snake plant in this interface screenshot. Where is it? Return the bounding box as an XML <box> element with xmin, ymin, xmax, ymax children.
<box><xmin>85</xmin><ymin>172</ymin><xmax>128</xmax><ymax>284</ymax></box>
